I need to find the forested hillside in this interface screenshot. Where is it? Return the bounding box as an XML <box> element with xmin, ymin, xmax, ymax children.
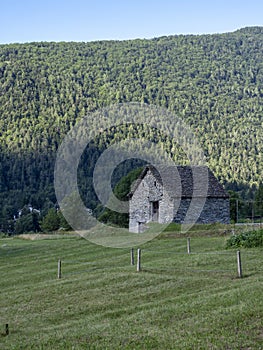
<box><xmin>0</xmin><ymin>27</ymin><xmax>263</xmax><ymax>232</ymax></box>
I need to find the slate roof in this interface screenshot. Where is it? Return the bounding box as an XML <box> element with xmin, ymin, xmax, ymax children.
<box><xmin>129</xmin><ymin>165</ymin><xmax>229</xmax><ymax>198</ymax></box>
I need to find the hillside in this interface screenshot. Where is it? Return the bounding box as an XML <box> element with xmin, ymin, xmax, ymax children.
<box><xmin>0</xmin><ymin>27</ymin><xmax>263</xmax><ymax>231</ymax></box>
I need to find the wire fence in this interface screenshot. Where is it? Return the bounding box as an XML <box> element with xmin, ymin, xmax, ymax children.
<box><xmin>59</xmin><ymin>249</ymin><xmax>129</xmax><ymax>277</ymax></box>
<box><xmin>56</xmin><ymin>238</ymin><xmax>263</xmax><ymax>279</ymax></box>
<box><xmin>137</xmin><ymin>248</ymin><xmax>237</xmax><ymax>276</ymax></box>
<box><xmin>230</xmin><ymin>198</ymin><xmax>263</xmax><ymax>224</ymax></box>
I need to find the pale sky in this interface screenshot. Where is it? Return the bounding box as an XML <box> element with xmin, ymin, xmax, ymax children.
<box><xmin>1</xmin><ymin>0</ymin><xmax>262</xmax><ymax>44</ymax></box>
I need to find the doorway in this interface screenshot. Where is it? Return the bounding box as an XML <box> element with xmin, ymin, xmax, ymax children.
<box><xmin>152</xmin><ymin>201</ymin><xmax>159</xmax><ymax>222</ymax></box>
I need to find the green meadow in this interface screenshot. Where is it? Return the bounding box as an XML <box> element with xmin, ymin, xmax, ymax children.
<box><xmin>0</xmin><ymin>232</ymin><xmax>262</xmax><ymax>349</ymax></box>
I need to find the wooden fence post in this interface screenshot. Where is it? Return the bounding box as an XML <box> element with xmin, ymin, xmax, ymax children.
<box><xmin>137</xmin><ymin>249</ymin><xmax>141</xmax><ymax>272</ymax></box>
<box><xmin>187</xmin><ymin>237</ymin><xmax>191</xmax><ymax>254</ymax></box>
<box><xmin>237</xmin><ymin>250</ymin><xmax>242</xmax><ymax>278</ymax></box>
<box><xmin>58</xmin><ymin>259</ymin><xmax>62</xmax><ymax>279</ymax></box>
<box><xmin>130</xmin><ymin>248</ymin><xmax>134</xmax><ymax>266</ymax></box>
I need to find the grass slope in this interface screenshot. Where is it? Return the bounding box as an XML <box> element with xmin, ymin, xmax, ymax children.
<box><xmin>0</xmin><ymin>234</ymin><xmax>262</xmax><ymax>349</ymax></box>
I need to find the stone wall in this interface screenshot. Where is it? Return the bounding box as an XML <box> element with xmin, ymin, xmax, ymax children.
<box><xmin>129</xmin><ymin>170</ymin><xmax>163</xmax><ymax>232</ymax></box>
<box><xmin>173</xmin><ymin>197</ymin><xmax>230</xmax><ymax>224</ymax></box>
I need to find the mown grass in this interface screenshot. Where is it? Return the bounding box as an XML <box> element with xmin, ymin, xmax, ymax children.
<box><xmin>0</xmin><ymin>233</ymin><xmax>262</xmax><ymax>349</ymax></box>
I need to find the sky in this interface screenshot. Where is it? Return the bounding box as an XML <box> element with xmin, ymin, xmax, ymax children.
<box><xmin>0</xmin><ymin>0</ymin><xmax>262</xmax><ymax>44</ymax></box>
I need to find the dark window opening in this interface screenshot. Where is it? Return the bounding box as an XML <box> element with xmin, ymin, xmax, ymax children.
<box><xmin>152</xmin><ymin>201</ymin><xmax>159</xmax><ymax>221</ymax></box>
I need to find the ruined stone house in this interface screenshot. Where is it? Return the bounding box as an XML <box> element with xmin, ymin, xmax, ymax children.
<box><xmin>128</xmin><ymin>165</ymin><xmax>230</xmax><ymax>233</ymax></box>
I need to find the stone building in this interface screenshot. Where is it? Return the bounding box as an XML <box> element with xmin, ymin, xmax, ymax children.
<box><xmin>128</xmin><ymin>165</ymin><xmax>230</xmax><ymax>233</ymax></box>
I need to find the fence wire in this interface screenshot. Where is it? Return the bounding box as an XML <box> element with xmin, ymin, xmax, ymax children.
<box><xmin>56</xmin><ymin>243</ymin><xmax>262</xmax><ymax>279</ymax></box>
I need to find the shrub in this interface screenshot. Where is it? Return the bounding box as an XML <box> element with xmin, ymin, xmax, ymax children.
<box><xmin>40</xmin><ymin>208</ymin><xmax>60</xmax><ymax>232</ymax></box>
<box><xmin>226</xmin><ymin>229</ymin><xmax>263</xmax><ymax>248</ymax></box>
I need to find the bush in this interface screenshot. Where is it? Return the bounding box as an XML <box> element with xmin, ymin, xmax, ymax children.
<box><xmin>226</xmin><ymin>229</ymin><xmax>263</xmax><ymax>248</ymax></box>
<box><xmin>97</xmin><ymin>167</ymin><xmax>143</xmax><ymax>228</ymax></box>
<box><xmin>40</xmin><ymin>208</ymin><xmax>60</xmax><ymax>232</ymax></box>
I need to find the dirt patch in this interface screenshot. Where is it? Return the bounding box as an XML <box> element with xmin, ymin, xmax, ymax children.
<box><xmin>18</xmin><ymin>233</ymin><xmax>78</xmax><ymax>240</ymax></box>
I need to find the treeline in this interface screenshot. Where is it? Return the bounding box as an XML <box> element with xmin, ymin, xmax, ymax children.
<box><xmin>0</xmin><ymin>27</ymin><xmax>263</xmax><ymax>233</ymax></box>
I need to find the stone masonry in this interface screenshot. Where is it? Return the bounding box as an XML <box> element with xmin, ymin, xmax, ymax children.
<box><xmin>129</xmin><ymin>165</ymin><xmax>230</xmax><ymax>233</ymax></box>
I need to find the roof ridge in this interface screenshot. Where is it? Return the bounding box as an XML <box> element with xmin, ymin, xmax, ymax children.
<box><xmin>129</xmin><ymin>164</ymin><xmax>229</xmax><ymax>198</ymax></box>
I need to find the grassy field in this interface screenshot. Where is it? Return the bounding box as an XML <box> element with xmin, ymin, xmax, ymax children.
<box><xmin>0</xmin><ymin>232</ymin><xmax>262</xmax><ymax>349</ymax></box>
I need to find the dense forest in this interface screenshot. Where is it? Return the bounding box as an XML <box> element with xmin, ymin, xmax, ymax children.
<box><xmin>0</xmin><ymin>26</ymin><xmax>263</xmax><ymax>233</ymax></box>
